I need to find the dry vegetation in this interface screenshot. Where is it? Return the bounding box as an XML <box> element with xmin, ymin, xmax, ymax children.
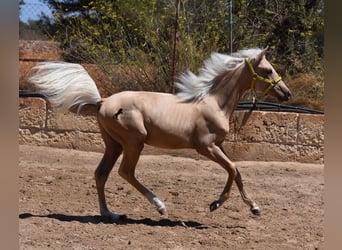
<box><xmin>284</xmin><ymin>73</ymin><xmax>324</xmax><ymax>111</ymax></box>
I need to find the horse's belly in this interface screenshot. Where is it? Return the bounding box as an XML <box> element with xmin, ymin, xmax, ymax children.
<box><xmin>144</xmin><ymin>126</ymin><xmax>193</xmax><ymax>149</ymax></box>
<box><xmin>145</xmin><ymin>138</ymin><xmax>192</xmax><ymax>149</ymax></box>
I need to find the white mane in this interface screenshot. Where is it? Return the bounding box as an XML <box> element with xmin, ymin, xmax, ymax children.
<box><xmin>175</xmin><ymin>48</ymin><xmax>263</xmax><ymax>101</ymax></box>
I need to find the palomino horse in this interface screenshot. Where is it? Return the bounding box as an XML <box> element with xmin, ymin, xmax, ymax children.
<box><xmin>29</xmin><ymin>47</ymin><xmax>291</xmax><ymax>220</ymax></box>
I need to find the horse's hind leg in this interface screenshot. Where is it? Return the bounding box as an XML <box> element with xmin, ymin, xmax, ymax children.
<box><xmin>95</xmin><ymin>132</ymin><xmax>123</xmax><ymax>220</ymax></box>
<box><xmin>118</xmin><ymin>142</ymin><xmax>167</xmax><ymax>215</ymax></box>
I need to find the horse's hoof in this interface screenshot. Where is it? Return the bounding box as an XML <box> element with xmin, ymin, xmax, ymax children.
<box><xmin>250</xmin><ymin>206</ymin><xmax>261</xmax><ymax>216</ymax></box>
<box><xmin>209</xmin><ymin>200</ymin><xmax>220</xmax><ymax>212</ymax></box>
<box><xmin>102</xmin><ymin>212</ymin><xmax>127</xmax><ymax>221</ymax></box>
<box><xmin>157</xmin><ymin>207</ymin><xmax>167</xmax><ymax>216</ymax></box>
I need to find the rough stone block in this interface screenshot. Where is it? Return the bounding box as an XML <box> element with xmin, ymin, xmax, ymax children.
<box><xmin>19</xmin><ymin>61</ymin><xmax>38</xmax><ymax>89</ymax></box>
<box><xmin>223</xmin><ymin>141</ymin><xmax>265</xmax><ymax>161</ymax></box>
<box><xmin>19</xmin><ymin>128</ymin><xmax>38</xmax><ymax>145</ymax></box>
<box><xmin>19</xmin><ymin>129</ymin><xmax>78</xmax><ymax>149</ymax></box>
<box><xmin>19</xmin><ymin>40</ymin><xmax>62</xmax><ymax>61</ymax></box>
<box><xmin>71</xmin><ymin>131</ymin><xmax>105</xmax><ymax>152</ymax></box>
<box><xmin>47</xmin><ymin>105</ymin><xmax>99</xmax><ymax>132</ymax></box>
<box><xmin>223</xmin><ymin>141</ymin><xmax>298</xmax><ymax>162</ymax></box>
<box><xmin>296</xmin><ymin>145</ymin><xmax>324</xmax><ymax>164</ymax></box>
<box><xmin>19</xmin><ymin>98</ymin><xmax>46</xmax><ymax>128</ymax></box>
<box><xmin>259</xmin><ymin>143</ymin><xmax>298</xmax><ymax>162</ymax></box>
<box><xmin>297</xmin><ymin>114</ymin><xmax>324</xmax><ymax>146</ymax></box>
<box><xmin>42</xmin><ymin>130</ymin><xmax>77</xmax><ymax>148</ymax></box>
<box><xmin>232</xmin><ymin>111</ymin><xmax>298</xmax><ymax>144</ymax></box>
<box><xmin>19</xmin><ymin>128</ymin><xmax>104</xmax><ymax>152</ymax></box>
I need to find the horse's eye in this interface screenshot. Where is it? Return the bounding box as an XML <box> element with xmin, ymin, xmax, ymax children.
<box><xmin>266</xmin><ymin>69</ymin><xmax>273</xmax><ymax>75</ymax></box>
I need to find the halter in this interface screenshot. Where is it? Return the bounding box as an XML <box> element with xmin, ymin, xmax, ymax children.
<box><xmin>245</xmin><ymin>57</ymin><xmax>282</xmax><ymax>96</ymax></box>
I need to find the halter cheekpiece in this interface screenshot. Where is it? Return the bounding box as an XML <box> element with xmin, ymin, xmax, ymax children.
<box><xmin>245</xmin><ymin>57</ymin><xmax>282</xmax><ymax>96</ymax></box>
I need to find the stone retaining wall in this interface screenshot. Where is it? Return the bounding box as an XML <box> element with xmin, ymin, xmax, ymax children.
<box><xmin>19</xmin><ymin>97</ymin><xmax>324</xmax><ymax>164</ymax></box>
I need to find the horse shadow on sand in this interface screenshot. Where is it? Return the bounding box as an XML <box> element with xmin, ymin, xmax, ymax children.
<box><xmin>19</xmin><ymin>212</ymin><xmax>246</xmax><ymax>230</ymax></box>
<box><xmin>19</xmin><ymin>212</ymin><xmax>210</xmax><ymax>229</ymax></box>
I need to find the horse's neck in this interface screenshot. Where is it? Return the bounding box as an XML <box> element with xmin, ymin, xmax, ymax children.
<box><xmin>209</xmin><ymin>66</ymin><xmax>250</xmax><ymax>118</ymax></box>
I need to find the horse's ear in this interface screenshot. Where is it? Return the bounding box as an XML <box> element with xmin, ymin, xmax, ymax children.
<box><xmin>262</xmin><ymin>45</ymin><xmax>269</xmax><ymax>55</ymax></box>
<box><xmin>254</xmin><ymin>47</ymin><xmax>268</xmax><ymax>65</ymax></box>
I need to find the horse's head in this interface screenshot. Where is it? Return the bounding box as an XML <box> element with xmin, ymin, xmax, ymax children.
<box><xmin>247</xmin><ymin>47</ymin><xmax>291</xmax><ymax>102</ymax></box>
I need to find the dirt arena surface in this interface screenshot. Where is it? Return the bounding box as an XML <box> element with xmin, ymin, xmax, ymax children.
<box><xmin>19</xmin><ymin>145</ymin><xmax>324</xmax><ymax>249</ymax></box>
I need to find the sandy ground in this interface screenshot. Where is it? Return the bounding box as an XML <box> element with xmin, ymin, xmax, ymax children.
<box><xmin>19</xmin><ymin>145</ymin><xmax>323</xmax><ymax>249</ymax></box>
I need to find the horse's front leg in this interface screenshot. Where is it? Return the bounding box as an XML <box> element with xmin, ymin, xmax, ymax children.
<box><xmin>235</xmin><ymin>168</ymin><xmax>260</xmax><ymax>215</ymax></box>
<box><xmin>197</xmin><ymin>144</ymin><xmax>237</xmax><ymax>211</ymax></box>
<box><xmin>198</xmin><ymin>144</ymin><xmax>260</xmax><ymax>215</ymax></box>
<box><xmin>219</xmin><ymin>146</ymin><xmax>260</xmax><ymax>216</ymax></box>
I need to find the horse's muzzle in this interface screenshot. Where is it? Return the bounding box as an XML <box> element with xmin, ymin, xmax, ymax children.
<box><xmin>283</xmin><ymin>90</ymin><xmax>292</xmax><ymax>101</ymax></box>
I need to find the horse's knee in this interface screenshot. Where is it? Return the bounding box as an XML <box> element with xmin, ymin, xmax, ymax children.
<box><xmin>95</xmin><ymin>142</ymin><xmax>122</xmax><ymax>179</ymax></box>
<box><xmin>95</xmin><ymin>157</ymin><xmax>116</xmax><ymax>183</ymax></box>
<box><xmin>95</xmin><ymin>166</ymin><xmax>108</xmax><ymax>181</ymax></box>
<box><xmin>118</xmin><ymin>167</ymin><xmax>126</xmax><ymax>179</ymax></box>
<box><xmin>228</xmin><ymin>166</ymin><xmax>237</xmax><ymax>179</ymax></box>
<box><xmin>118</xmin><ymin>166</ymin><xmax>134</xmax><ymax>182</ymax></box>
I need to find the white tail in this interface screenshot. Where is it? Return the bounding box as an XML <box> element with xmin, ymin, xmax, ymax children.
<box><xmin>28</xmin><ymin>61</ymin><xmax>102</xmax><ymax>113</ymax></box>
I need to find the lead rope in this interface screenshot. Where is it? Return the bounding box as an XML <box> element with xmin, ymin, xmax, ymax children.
<box><xmin>236</xmin><ymin>95</ymin><xmax>257</xmax><ymax>133</ymax></box>
<box><xmin>236</xmin><ymin>58</ymin><xmax>259</xmax><ymax>132</ymax></box>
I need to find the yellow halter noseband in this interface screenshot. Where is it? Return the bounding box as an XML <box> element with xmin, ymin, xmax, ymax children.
<box><xmin>245</xmin><ymin>57</ymin><xmax>282</xmax><ymax>96</ymax></box>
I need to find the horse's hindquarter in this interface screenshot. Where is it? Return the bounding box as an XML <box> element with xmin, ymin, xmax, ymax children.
<box><xmin>98</xmin><ymin>92</ymin><xmax>200</xmax><ymax>149</ymax></box>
